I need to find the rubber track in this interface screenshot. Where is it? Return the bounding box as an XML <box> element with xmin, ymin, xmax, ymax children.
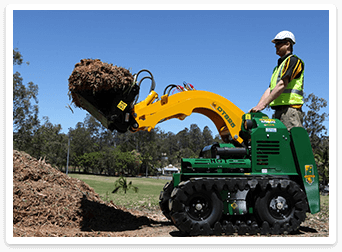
<box><xmin>168</xmin><ymin>177</ymin><xmax>308</xmax><ymax>236</ymax></box>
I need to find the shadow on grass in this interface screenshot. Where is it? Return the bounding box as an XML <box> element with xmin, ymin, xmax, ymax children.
<box><xmin>80</xmin><ymin>195</ymin><xmax>172</xmax><ymax>232</ymax></box>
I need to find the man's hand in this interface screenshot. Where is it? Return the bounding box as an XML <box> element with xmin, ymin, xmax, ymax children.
<box><xmin>249</xmin><ymin>104</ymin><xmax>266</xmax><ymax>113</ymax></box>
<box><xmin>249</xmin><ymin>78</ymin><xmax>288</xmax><ymax>113</ymax></box>
<box><xmin>249</xmin><ymin>87</ymin><xmax>270</xmax><ymax>113</ymax></box>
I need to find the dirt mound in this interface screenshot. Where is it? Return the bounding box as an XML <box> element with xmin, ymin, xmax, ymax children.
<box><xmin>68</xmin><ymin>59</ymin><xmax>134</xmax><ymax>107</ymax></box>
<box><xmin>12</xmin><ymin>150</ymin><xmax>154</xmax><ymax>237</ymax></box>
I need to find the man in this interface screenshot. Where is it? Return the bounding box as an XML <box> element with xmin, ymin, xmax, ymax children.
<box><xmin>249</xmin><ymin>30</ymin><xmax>305</xmax><ymax>131</ymax></box>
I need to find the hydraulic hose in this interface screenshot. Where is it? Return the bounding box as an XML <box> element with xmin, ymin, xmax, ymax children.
<box><xmin>135</xmin><ymin>69</ymin><xmax>156</xmax><ymax>92</ymax></box>
<box><xmin>132</xmin><ymin>69</ymin><xmax>157</xmax><ymax>105</ymax></box>
<box><xmin>163</xmin><ymin>84</ymin><xmax>178</xmax><ymax>96</ymax></box>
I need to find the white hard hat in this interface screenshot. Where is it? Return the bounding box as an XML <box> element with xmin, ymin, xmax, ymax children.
<box><xmin>272</xmin><ymin>30</ymin><xmax>296</xmax><ymax>44</ymax></box>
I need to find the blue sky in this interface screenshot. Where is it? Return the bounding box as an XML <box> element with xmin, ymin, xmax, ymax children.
<box><xmin>12</xmin><ymin>8</ymin><xmax>331</xmax><ymax>137</ymax></box>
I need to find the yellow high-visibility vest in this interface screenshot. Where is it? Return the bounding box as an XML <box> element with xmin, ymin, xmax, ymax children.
<box><xmin>269</xmin><ymin>55</ymin><xmax>304</xmax><ymax>107</ymax></box>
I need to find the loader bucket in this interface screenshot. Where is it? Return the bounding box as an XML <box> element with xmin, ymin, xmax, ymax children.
<box><xmin>72</xmin><ymin>86</ymin><xmax>140</xmax><ymax>133</ymax></box>
<box><xmin>68</xmin><ymin>59</ymin><xmax>139</xmax><ymax>133</ymax></box>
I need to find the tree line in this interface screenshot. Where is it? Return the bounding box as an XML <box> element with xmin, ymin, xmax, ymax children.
<box><xmin>13</xmin><ymin>49</ymin><xmax>329</xmax><ymax>185</ymax></box>
<box><xmin>14</xmin><ymin>113</ymin><xmax>216</xmax><ymax>177</ymax></box>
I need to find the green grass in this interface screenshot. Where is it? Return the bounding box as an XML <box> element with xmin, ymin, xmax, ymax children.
<box><xmin>69</xmin><ymin>173</ymin><xmax>329</xmax><ymax>213</ymax></box>
<box><xmin>69</xmin><ymin>174</ymin><xmax>169</xmax><ymax>210</ymax></box>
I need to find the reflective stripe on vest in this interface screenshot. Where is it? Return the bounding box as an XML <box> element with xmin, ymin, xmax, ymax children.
<box><xmin>271</xmin><ymin>88</ymin><xmax>304</xmax><ymax>96</ymax></box>
<box><xmin>269</xmin><ymin>55</ymin><xmax>304</xmax><ymax>107</ymax></box>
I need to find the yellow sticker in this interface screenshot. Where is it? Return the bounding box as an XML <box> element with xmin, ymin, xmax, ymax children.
<box><xmin>304</xmin><ymin>165</ymin><xmax>315</xmax><ymax>185</ymax></box>
<box><xmin>246</xmin><ymin>114</ymin><xmax>251</xmax><ymax>120</ymax></box>
<box><xmin>231</xmin><ymin>202</ymin><xmax>238</xmax><ymax>209</ymax></box>
<box><xmin>117</xmin><ymin>101</ymin><xmax>127</xmax><ymax>111</ymax></box>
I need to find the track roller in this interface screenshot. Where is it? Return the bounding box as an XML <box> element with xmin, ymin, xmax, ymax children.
<box><xmin>162</xmin><ymin>177</ymin><xmax>308</xmax><ymax>236</ymax></box>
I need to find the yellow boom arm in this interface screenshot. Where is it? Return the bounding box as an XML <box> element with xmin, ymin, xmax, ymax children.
<box><xmin>132</xmin><ymin>90</ymin><xmax>245</xmax><ymax>144</ymax></box>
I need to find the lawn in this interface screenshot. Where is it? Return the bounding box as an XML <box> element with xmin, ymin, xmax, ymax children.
<box><xmin>69</xmin><ymin>174</ymin><xmax>169</xmax><ymax>209</ymax></box>
<box><xmin>69</xmin><ymin>173</ymin><xmax>329</xmax><ymax>214</ymax></box>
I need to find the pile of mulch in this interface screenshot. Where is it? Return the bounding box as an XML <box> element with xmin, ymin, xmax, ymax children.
<box><xmin>12</xmin><ymin>150</ymin><xmax>154</xmax><ymax>237</ymax></box>
<box><xmin>68</xmin><ymin>59</ymin><xmax>134</xmax><ymax>107</ymax></box>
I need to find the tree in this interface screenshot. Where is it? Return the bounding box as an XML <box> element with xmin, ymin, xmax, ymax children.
<box><xmin>13</xmin><ymin>49</ymin><xmax>39</xmax><ymax>151</ymax></box>
<box><xmin>69</xmin><ymin>122</ymin><xmax>94</xmax><ymax>170</ymax></box>
<box><xmin>303</xmin><ymin>93</ymin><xmax>328</xmax><ymax>152</ymax></box>
<box><xmin>175</xmin><ymin>148</ymin><xmax>197</xmax><ymax>159</ymax></box>
<box><xmin>176</xmin><ymin>128</ymin><xmax>190</xmax><ymax>150</ymax></box>
<box><xmin>31</xmin><ymin>116</ymin><xmax>67</xmax><ymax>168</ymax></box>
<box><xmin>112</xmin><ymin>176</ymin><xmax>138</xmax><ymax>194</ymax></box>
<box><xmin>189</xmin><ymin>124</ymin><xmax>204</xmax><ymax>154</ymax></box>
<box><xmin>303</xmin><ymin>93</ymin><xmax>329</xmax><ymax>186</ymax></box>
<box><xmin>314</xmin><ymin>136</ymin><xmax>329</xmax><ymax>186</ymax></box>
<box><xmin>203</xmin><ymin>126</ymin><xmax>214</xmax><ymax>146</ymax></box>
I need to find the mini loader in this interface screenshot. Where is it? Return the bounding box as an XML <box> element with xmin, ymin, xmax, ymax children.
<box><xmin>68</xmin><ymin>62</ymin><xmax>320</xmax><ymax>236</ymax></box>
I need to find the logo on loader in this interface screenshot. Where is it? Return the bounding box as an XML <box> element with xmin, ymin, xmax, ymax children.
<box><xmin>216</xmin><ymin>106</ymin><xmax>236</xmax><ymax>128</ymax></box>
<box><xmin>304</xmin><ymin>165</ymin><xmax>315</xmax><ymax>185</ymax></box>
<box><xmin>117</xmin><ymin>100</ymin><xmax>127</xmax><ymax>111</ymax></box>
